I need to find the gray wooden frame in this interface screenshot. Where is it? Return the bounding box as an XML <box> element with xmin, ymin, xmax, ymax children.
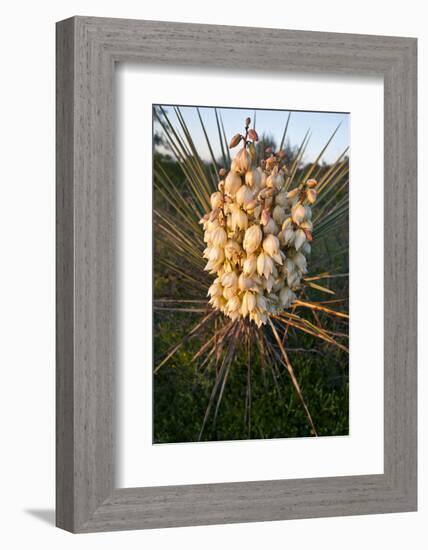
<box><xmin>56</xmin><ymin>16</ymin><xmax>417</xmax><ymax>533</ymax></box>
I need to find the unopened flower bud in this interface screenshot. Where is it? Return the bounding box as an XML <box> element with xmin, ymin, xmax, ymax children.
<box><xmin>248</xmin><ymin>129</ymin><xmax>259</xmax><ymax>141</ymax></box>
<box><xmin>287</xmin><ymin>187</ymin><xmax>300</xmax><ymax>199</ymax></box>
<box><xmin>306</xmin><ymin>178</ymin><xmax>318</xmax><ymax>188</ymax></box>
<box><xmin>229</xmin><ymin>133</ymin><xmax>242</xmax><ymax>149</ymax></box>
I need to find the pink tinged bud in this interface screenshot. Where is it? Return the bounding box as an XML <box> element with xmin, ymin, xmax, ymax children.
<box><xmin>247</xmin><ymin>128</ymin><xmax>258</xmax><ymax>141</ymax></box>
<box><xmin>229</xmin><ymin>133</ymin><xmax>243</xmax><ymax>148</ymax></box>
<box><xmin>244</xmin><ymin>199</ymin><xmax>257</xmax><ymax>211</ymax></box>
<box><xmin>287</xmin><ymin>188</ymin><xmax>300</xmax><ymax>200</ymax></box>
<box><xmin>303</xmin><ymin>229</ymin><xmax>313</xmax><ymax>242</ymax></box>
<box><xmin>260</xmin><ymin>208</ymin><xmax>271</xmax><ymax>226</ymax></box>
<box><xmin>306</xmin><ymin>178</ymin><xmax>318</xmax><ymax>188</ymax></box>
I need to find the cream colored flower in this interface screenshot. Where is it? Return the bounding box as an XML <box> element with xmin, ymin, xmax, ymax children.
<box><xmin>224</xmin><ymin>240</ymin><xmax>242</xmax><ymax>262</ymax></box>
<box><xmin>279</xmin><ymin>286</ymin><xmax>296</xmax><ymax>307</ymax></box>
<box><xmin>293</xmin><ymin>251</ymin><xmax>307</xmax><ymax>273</ymax></box>
<box><xmin>245</xmin><ymin>169</ymin><xmax>261</xmax><ymax>189</ymax></box>
<box><xmin>231</xmin><ymin>208</ymin><xmax>248</xmax><ymax>231</ymax></box>
<box><xmin>243</xmin><ymin>224</ymin><xmax>262</xmax><ymax>254</ymax></box>
<box><xmin>262</xmin><ymin>234</ymin><xmax>280</xmax><ymax>258</ymax></box>
<box><xmin>272</xmin><ymin>205</ymin><xmax>286</xmax><ymax>225</ymax></box>
<box><xmin>262</xmin><ymin>217</ymin><xmax>278</xmax><ymax>235</ymax></box>
<box><xmin>235</xmin><ymin>184</ymin><xmax>253</xmax><ymax>206</ymax></box>
<box><xmin>242</xmin><ymin>254</ymin><xmax>257</xmax><ymax>276</ymax></box>
<box><xmin>224</xmin><ymin>170</ymin><xmax>242</xmax><ymax>196</ymax></box>
<box><xmin>257</xmin><ymin>252</ymin><xmax>274</xmax><ymax>279</ymax></box>
<box><xmin>221</xmin><ymin>271</ymin><xmax>238</xmax><ymax>289</ymax></box>
<box><xmin>294</xmin><ymin>228</ymin><xmax>306</xmax><ymax>251</ymax></box>
<box><xmin>275</xmin><ymin>191</ymin><xmax>289</xmax><ymax>207</ymax></box>
<box><xmin>235</xmin><ymin>147</ymin><xmax>252</xmax><ymax>173</ymax></box>
<box><xmin>291</xmin><ymin>203</ymin><xmax>306</xmax><ymax>224</ymax></box>
<box><xmin>210</xmin><ymin>226</ymin><xmax>227</xmax><ymax>247</ymax></box>
<box><xmin>210</xmin><ymin>191</ymin><xmax>223</xmax><ymax>209</ymax></box>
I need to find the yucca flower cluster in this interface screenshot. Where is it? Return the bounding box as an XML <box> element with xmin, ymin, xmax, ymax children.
<box><xmin>200</xmin><ymin>118</ymin><xmax>318</xmax><ymax>327</ymax></box>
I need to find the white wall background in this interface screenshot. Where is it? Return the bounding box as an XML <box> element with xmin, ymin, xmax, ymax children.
<box><xmin>0</xmin><ymin>1</ymin><xmax>424</xmax><ymax>548</ymax></box>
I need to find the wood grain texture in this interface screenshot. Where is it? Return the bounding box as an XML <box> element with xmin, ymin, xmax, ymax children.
<box><xmin>56</xmin><ymin>16</ymin><xmax>417</xmax><ymax>533</ymax></box>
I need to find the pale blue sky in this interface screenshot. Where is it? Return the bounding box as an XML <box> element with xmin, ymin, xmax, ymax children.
<box><xmin>155</xmin><ymin>105</ymin><xmax>350</xmax><ymax>165</ymax></box>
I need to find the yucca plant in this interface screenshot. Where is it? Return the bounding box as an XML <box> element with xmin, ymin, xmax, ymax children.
<box><xmin>153</xmin><ymin>105</ymin><xmax>349</xmax><ymax>441</ymax></box>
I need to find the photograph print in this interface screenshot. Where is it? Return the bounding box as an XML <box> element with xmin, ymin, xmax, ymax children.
<box><xmin>152</xmin><ymin>104</ymin><xmax>349</xmax><ymax>444</ymax></box>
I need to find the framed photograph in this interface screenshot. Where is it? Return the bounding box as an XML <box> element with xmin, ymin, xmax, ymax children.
<box><xmin>56</xmin><ymin>16</ymin><xmax>417</xmax><ymax>532</ymax></box>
